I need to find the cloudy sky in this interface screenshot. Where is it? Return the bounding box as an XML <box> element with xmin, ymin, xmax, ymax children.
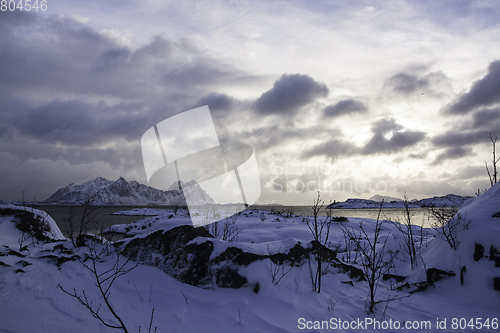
<box><xmin>1</xmin><ymin>0</ymin><xmax>500</xmax><ymax>204</ymax></box>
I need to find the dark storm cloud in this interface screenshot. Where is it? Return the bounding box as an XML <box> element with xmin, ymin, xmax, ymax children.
<box><xmin>0</xmin><ymin>140</ymin><xmax>120</xmax><ymax>167</ymax></box>
<box><xmin>439</xmin><ymin>165</ymin><xmax>486</xmax><ymax>182</ymax></box>
<box><xmin>253</xmin><ymin>74</ymin><xmax>329</xmax><ymax>114</ymax></box>
<box><xmin>470</xmin><ymin>108</ymin><xmax>500</xmax><ymax>129</ymax></box>
<box><xmin>371</xmin><ymin>118</ymin><xmax>403</xmax><ymax>134</ymax></box>
<box><xmin>0</xmin><ymin>12</ymin><xmax>251</xmax><ymax>147</ymax></box>
<box><xmin>1</xmin><ymin>15</ymin><xmax>128</xmax><ymax>97</ymax></box>
<box><xmin>192</xmin><ymin>93</ymin><xmax>237</xmax><ymax>113</ymax></box>
<box><xmin>384</xmin><ymin>72</ymin><xmax>429</xmax><ymax>94</ymax></box>
<box><xmin>383</xmin><ymin>71</ymin><xmax>448</xmax><ymax>96</ymax></box>
<box><xmin>408</xmin><ymin>152</ymin><xmax>427</xmax><ymax>159</ymax></box>
<box><xmin>428</xmin><ymin>62</ymin><xmax>500</xmax><ymax>165</ymax></box>
<box><xmin>237</xmin><ymin>124</ymin><xmax>341</xmax><ymax>152</ymax></box>
<box><xmin>300</xmin><ymin>139</ymin><xmax>357</xmax><ymax>159</ymax></box>
<box><xmin>431</xmin><ymin>147</ymin><xmax>474</xmax><ymax>165</ymax></box>
<box><xmin>443</xmin><ymin>60</ymin><xmax>500</xmax><ymax>114</ymax></box>
<box><xmin>160</xmin><ymin>58</ymin><xmax>236</xmax><ymax>88</ymax></box>
<box><xmin>323</xmin><ymin>99</ymin><xmax>368</xmax><ymax>118</ymax></box>
<box><xmin>362</xmin><ymin>118</ymin><xmax>426</xmax><ymax>155</ymax></box>
<box><xmin>432</xmin><ymin>130</ymin><xmax>492</xmax><ymax>147</ymax></box>
<box><xmin>0</xmin><ymin>13</ymin><xmax>241</xmax><ymax>101</ymax></box>
<box><xmin>299</xmin><ymin>118</ymin><xmax>425</xmax><ymax>158</ymax></box>
<box><xmin>0</xmin><ymin>7</ymin><xmax>37</xmax><ymax>31</ymax></box>
<box><xmin>133</xmin><ymin>35</ymin><xmax>173</xmax><ymax>59</ymax></box>
<box><xmin>3</xmin><ymin>99</ymin><xmax>168</xmax><ymax>146</ymax></box>
<box><xmin>0</xmin><ymin>12</ymin><xmax>267</xmax><ymax>201</ymax></box>
<box><xmin>89</xmin><ymin>47</ymin><xmax>132</xmax><ymax>73</ymax></box>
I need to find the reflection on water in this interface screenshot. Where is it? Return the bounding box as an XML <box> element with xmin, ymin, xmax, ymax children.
<box><xmin>251</xmin><ymin>205</ymin><xmax>439</xmax><ymax>228</ymax></box>
<box><xmin>30</xmin><ymin>205</ymin><xmax>169</xmax><ymax>237</ymax></box>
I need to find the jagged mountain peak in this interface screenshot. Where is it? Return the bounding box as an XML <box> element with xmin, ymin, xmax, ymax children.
<box><xmin>45</xmin><ymin>177</ymin><xmax>213</xmax><ymax>205</ymax></box>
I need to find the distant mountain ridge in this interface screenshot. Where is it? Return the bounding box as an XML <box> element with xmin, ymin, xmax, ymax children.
<box><xmin>368</xmin><ymin>194</ymin><xmax>402</xmax><ymax>202</ymax></box>
<box><xmin>45</xmin><ymin>177</ymin><xmax>214</xmax><ymax>205</ymax></box>
<box><xmin>327</xmin><ymin>193</ymin><xmax>473</xmax><ymax>209</ymax></box>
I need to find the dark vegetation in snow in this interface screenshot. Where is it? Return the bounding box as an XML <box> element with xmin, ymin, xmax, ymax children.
<box><xmin>0</xmin><ymin>208</ymin><xmax>52</xmax><ymax>243</ymax></box>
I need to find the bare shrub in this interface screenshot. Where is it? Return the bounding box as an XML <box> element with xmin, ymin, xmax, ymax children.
<box><xmin>340</xmin><ymin>204</ymin><xmax>399</xmax><ymax>313</ymax></box>
<box><xmin>63</xmin><ymin>190</ymin><xmax>102</xmax><ymax>245</ymax></box>
<box><xmin>306</xmin><ymin>192</ymin><xmax>332</xmax><ymax>293</ymax></box>
<box><xmin>268</xmin><ymin>246</ymin><xmax>293</xmax><ymax>286</ymax></box>
<box><xmin>390</xmin><ymin>194</ymin><xmax>419</xmax><ymax>269</ymax></box>
<box><xmin>58</xmin><ymin>240</ymin><xmax>138</xmax><ymax>332</ymax></box>
<box><xmin>430</xmin><ymin>208</ymin><xmax>471</xmax><ymax>250</ymax></box>
<box><xmin>204</xmin><ymin>215</ymin><xmax>241</xmax><ymax>242</ymax></box>
<box><xmin>486</xmin><ymin>133</ymin><xmax>499</xmax><ymax>186</ymax></box>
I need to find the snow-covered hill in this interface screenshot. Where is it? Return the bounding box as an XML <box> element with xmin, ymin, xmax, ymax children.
<box><xmin>1</xmin><ymin>184</ymin><xmax>499</xmax><ymax>333</ymax></box>
<box><xmin>328</xmin><ymin>194</ymin><xmax>473</xmax><ymax>209</ymax></box>
<box><xmin>404</xmin><ymin>181</ymin><xmax>500</xmax><ymax>304</ymax></box>
<box><xmin>44</xmin><ymin>177</ymin><xmax>214</xmax><ymax>206</ymax></box>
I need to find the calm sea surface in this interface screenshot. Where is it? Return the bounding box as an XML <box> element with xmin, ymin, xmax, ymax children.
<box><xmin>252</xmin><ymin>205</ymin><xmax>437</xmax><ymax>227</ymax></box>
<box><xmin>31</xmin><ymin>204</ymin><xmax>441</xmax><ymax>237</ymax></box>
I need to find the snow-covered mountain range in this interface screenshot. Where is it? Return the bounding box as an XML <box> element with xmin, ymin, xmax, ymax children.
<box><xmin>328</xmin><ymin>193</ymin><xmax>473</xmax><ymax>209</ymax></box>
<box><xmin>44</xmin><ymin>177</ymin><xmax>214</xmax><ymax>205</ymax></box>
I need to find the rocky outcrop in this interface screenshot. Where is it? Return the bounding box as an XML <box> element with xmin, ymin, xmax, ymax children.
<box><xmin>121</xmin><ymin>224</ymin><xmax>364</xmax><ymax>289</ymax></box>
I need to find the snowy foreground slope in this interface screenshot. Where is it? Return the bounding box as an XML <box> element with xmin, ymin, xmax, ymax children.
<box><xmin>0</xmin><ymin>185</ymin><xmax>499</xmax><ymax>333</ymax></box>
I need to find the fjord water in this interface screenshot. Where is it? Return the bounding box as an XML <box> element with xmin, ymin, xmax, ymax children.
<box><xmin>254</xmin><ymin>205</ymin><xmax>439</xmax><ymax>228</ymax></box>
<box><xmin>32</xmin><ymin>204</ymin><xmax>441</xmax><ymax>237</ymax></box>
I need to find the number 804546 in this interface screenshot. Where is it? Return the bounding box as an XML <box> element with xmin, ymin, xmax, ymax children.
<box><xmin>1</xmin><ymin>0</ymin><xmax>47</xmax><ymax>11</ymax></box>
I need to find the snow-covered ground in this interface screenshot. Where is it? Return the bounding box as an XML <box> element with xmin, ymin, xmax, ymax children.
<box><xmin>1</xmin><ymin>184</ymin><xmax>499</xmax><ymax>333</ymax></box>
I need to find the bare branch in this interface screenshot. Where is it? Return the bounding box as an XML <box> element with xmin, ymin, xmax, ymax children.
<box><xmin>59</xmin><ymin>242</ymin><xmax>137</xmax><ymax>332</ymax></box>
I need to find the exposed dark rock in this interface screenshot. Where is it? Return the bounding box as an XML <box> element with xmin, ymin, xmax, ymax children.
<box><xmin>216</xmin><ymin>267</ymin><xmax>247</xmax><ymax>288</ymax></box>
<box><xmin>123</xmin><ymin>225</ymin><xmax>220</xmax><ymax>287</ymax></box>
<box><xmin>426</xmin><ymin>268</ymin><xmax>455</xmax><ymax>286</ymax></box>
<box><xmin>0</xmin><ymin>261</ymin><xmax>10</xmax><ymax>267</ymax></box>
<box><xmin>396</xmin><ymin>282</ymin><xmax>411</xmax><ymax>291</ymax></box>
<box><xmin>170</xmin><ymin>241</ymin><xmax>214</xmax><ymax>286</ymax></box>
<box><xmin>489</xmin><ymin>246</ymin><xmax>500</xmax><ymax>267</ymax></box>
<box><xmin>8</xmin><ymin>250</ymin><xmax>25</xmax><ymax>257</ymax></box>
<box><xmin>213</xmin><ymin>247</ymin><xmax>266</xmax><ymax>266</ymax></box>
<box><xmin>16</xmin><ymin>260</ymin><xmax>32</xmax><ymax>267</ymax></box>
<box><xmin>123</xmin><ymin>225</ymin><xmax>212</xmax><ymax>260</ymax></box>
<box><xmin>491</xmin><ymin>255</ymin><xmax>500</xmax><ymax>267</ymax></box>
<box><xmin>474</xmin><ymin>243</ymin><xmax>484</xmax><ymax>261</ymax></box>
<box><xmin>53</xmin><ymin>244</ymin><xmax>73</xmax><ymax>255</ymax></box>
<box><xmin>286</xmin><ymin>244</ymin><xmax>310</xmax><ymax>266</ymax></box>
<box><xmin>341</xmin><ymin>281</ymin><xmax>354</xmax><ymax>286</ymax></box>
<box><xmin>121</xmin><ymin>224</ymin><xmax>364</xmax><ymax>290</ymax></box>
<box><xmin>383</xmin><ymin>274</ymin><xmax>406</xmax><ymax>282</ymax></box>
<box><xmin>39</xmin><ymin>254</ymin><xmax>78</xmax><ymax>267</ymax></box>
<box><xmin>494</xmin><ymin>277</ymin><xmax>500</xmax><ymax>291</ymax></box>
<box><xmin>411</xmin><ymin>282</ymin><xmax>430</xmax><ymax>293</ymax></box>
